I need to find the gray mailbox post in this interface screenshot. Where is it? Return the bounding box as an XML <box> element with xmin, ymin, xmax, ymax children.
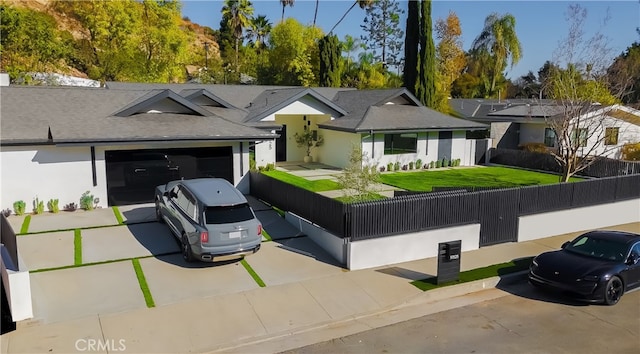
<box><xmin>437</xmin><ymin>240</ymin><xmax>462</xmax><ymax>284</ymax></box>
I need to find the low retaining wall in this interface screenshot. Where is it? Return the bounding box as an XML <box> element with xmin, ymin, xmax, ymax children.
<box><xmin>518</xmin><ymin>199</ymin><xmax>640</xmax><ymax>242</ymax></box>
<box><xmin>1</xmin><ymin>214</ymin><xmax>33</xmax><ymax>322</ymax></box>
<box><xmin>285</xmin><ymin>212</ymin><xmax>347</xmax><ymax>265</ymax></box>
<box><xmin>1</xmin><ymin>245</ymin><xmax>33</xmax><ymax>322</ymax></box>
<box><xmin>347</xmin><ymin>224</ymin><xmax>481</xmax><ymax>270</ymax></box>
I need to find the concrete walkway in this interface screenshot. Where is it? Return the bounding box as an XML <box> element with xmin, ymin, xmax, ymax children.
<box><xmin>3</xmin><ymin>199</ymin><xmax>638</xmax><ymax>353</ymax></box>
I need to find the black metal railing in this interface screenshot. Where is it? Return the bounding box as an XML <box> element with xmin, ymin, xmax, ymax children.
<box><xmin>250</xmin><ymin>171</ymin><xmax>640</xmax><ymax>243</ymax></box>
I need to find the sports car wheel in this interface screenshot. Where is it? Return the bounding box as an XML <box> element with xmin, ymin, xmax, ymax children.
<box><xmin>181</xmin><ymin>235</ymin><xmax>194</xmax><ymax>263</ymax></box>
<box><xmin>603</xmin><ymin>276</ymin><xmax>623</xmax><ymax>305</ymax></box>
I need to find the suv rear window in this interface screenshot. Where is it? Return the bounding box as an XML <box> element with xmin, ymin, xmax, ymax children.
<box><xmin>205</xmin><ymin>204</ymin><xmax>254</xmax><ymax>224</ymax></box>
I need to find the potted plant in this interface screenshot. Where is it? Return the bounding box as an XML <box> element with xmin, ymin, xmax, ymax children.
<box><xmin>294</xmin><ymin>130</ymin><xmax>324</xmax><ymax>163</ymax></box>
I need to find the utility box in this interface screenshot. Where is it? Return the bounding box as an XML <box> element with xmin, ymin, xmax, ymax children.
<box><xmin>437</xmin><ymin>240</ymin><xmax>462</xmax><ymax>284</ymax></box>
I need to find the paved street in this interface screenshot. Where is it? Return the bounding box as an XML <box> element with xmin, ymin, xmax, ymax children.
<box><xmin>283</xmin><ymin>278</ymin><xmax>640</xmax><ymax>354</ymax></box>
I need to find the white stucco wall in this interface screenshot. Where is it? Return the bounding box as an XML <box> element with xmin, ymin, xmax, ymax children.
<box><xmin>318</xmin><ymin>129</ymin><xmax>360</xmax><ymax>168</ymax></box>
<box><xmin>1</xmin><ymin>145</ymin><xmax>101</xmax><ymax>211</ymax></box>
<box><xmin>347</xmin><ymin>224</ymin><xmax>481</xmax><ymax>270</ymax></box>
<box><xmin>451</xmin><ymin>131</ymin><xmax>467</xmax><ymax>163</ymax></box>
<box><xmin>518</xmin><ymin>199</ymin><xmax>640</xmax><ymax>242</ymax></box>
<box><xmin>584</xmin><ymin>117</ymin><xmax>640</xmax><ymax>159</ymax></box>
<box><xmin>1</xmin><ymin>141</ymin><xmax>247</xmax><ymax>210</ymax></box>
<box><xmin>254</xmin><ymin>139</ymin><xmax>276</xmax><ymax>168</ymax></box>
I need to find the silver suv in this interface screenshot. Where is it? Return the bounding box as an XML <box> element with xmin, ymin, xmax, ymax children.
<box><xmin>155</xmin><ymin>178</ymin><xmax>262</xmax><ymax>262</ymax></box>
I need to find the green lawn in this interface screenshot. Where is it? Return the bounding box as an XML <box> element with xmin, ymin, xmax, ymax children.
<box><xmin>410</xmin><ymin>257</ymin><xmax>533</xmax><ymax>291</ymax></box>
<box><xmin>261</xmin><ymin>170</ymin><xmax>341</xmax><ymax>192</ymax></box>
<box><xmin>379</xmin><ymin>166</ymin><xmax>581</xmax><ymax>192</ymax></box>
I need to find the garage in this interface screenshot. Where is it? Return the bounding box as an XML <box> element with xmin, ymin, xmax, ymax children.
<box><xmin>105</xmin><ymin>147</ymin><xmax>233</xmax><ymax>206</ymax></box>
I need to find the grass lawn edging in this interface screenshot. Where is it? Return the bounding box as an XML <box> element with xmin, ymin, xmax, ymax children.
<box><xmin>411</xmin><ymin>257</ymin><xmax>533</xmax><ymax>292</ymax></box>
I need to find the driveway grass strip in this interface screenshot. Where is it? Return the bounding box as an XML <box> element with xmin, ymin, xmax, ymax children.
<box><xmin>262</xmin><ymin>229</ymin><xmax>272</xmax><ymax>242</ymax></box>
<box><xmin>112</xmin><ymin>206</ymin><xmax>124</xmax><ymax>224</ymax></box>
<box><xmin>19</xmin><ymin>215</ymin><xmax>31</xmax><ymax>234</ymax></box>
<box><xmin>74</xmin><ymin>229</ymin><xmax>82</xmax><ymax>265</ymax></box>
<box><xmin>241</xmin><ymin>258</ymin><xmax>266</xmax><ymax>287</ymax></box>
<box><xmin>411</xmin><ymin>257</ymin><xmax>533</xmax><ymax>291</ymax></box>
<box><xmin>17</xmin><ymin>221</ymin><xmax>155</xmax><ymax>236</ymax></box>
<box><xmin>132</xmin><ymin>258</ymin><xmax>155</xmax><ymax>308</ymax></box>
<box><xmin>29</xmin><ymin>251</ymin><xmax>181</xmax><ymax>273</ymax></box>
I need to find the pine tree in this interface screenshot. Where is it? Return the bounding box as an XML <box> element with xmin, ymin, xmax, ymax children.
<box><xmin>360</xmin><ymin>0</ymin><xmax>404</xmax><ymax>70</ymax></box>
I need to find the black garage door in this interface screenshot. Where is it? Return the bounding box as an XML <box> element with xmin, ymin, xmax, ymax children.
<box><xmin>105</xmin><ymin>147</ymin><xmax>233</xmax><ymax>206</ymax></box>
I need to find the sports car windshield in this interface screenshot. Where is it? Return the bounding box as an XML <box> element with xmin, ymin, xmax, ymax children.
<box><xmin>565</xmin><ymin>235</ymin><xmax>628</xmax><ymax>262</ymax></box>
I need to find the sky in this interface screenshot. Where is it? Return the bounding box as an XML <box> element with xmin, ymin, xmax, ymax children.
<box><xmin>181</xmin><ymin>0</ymin><xmax>640</xmax><ymax>79</ymax></box>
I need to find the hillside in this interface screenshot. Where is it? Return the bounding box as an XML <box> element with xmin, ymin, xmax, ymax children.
<box><xmin>2</xmin><ymin>0</ymin><xmax>220</xmax><ymax>81</ymax></box>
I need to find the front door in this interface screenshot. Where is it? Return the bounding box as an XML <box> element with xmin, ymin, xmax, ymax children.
<box><xmin>438</xmin><ymin>131</ymin><xmax>452</xmax><ymax>162</ymax></box>
<box><xmin>276</xmin><ymin>125</ymin><xmax>287</xmax><ymax>162</ymax></box>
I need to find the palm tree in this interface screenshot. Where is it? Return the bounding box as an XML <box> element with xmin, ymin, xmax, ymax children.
<box><xmin>246</xmin><ymin>15</ymin><xmax>272</xmax><ymax>51</ymax></box>
<box><xmin>471</xmin><ymin>13</ymin><xmax>522</xmax><ymax>97</ymax></box>
<box><xmin>342</xmin><ymin>34</ymin><xmax>361</xmax><ymax>71</ymax></box>
<box><xmin>329</xmin><ymin>0</ymin><xmax>374</xmax><ymax>34</ymax></box>
<box><xmin>312</xmin><ymin>0</ymin><xmax>319</xmax><ymax>27</ymax></box>
<box><xmin>280</xmin><ymin>0</ymin><xmax>294</xmax><ymax>22</ymax></box>
<box><xmin>222</xmin><ymin>0</ymin><xmax>254</xmax><ymax>74</ymax></box>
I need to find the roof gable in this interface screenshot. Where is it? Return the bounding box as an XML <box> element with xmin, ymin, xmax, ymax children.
<box><xmin>113</xmin><ymin>89</ymin><xmax>212</xmax><ymax>117</ymax></box>
<box><xmin>244</xmin><ymin>87</ymin><xmax>348</xmax><ymax>122</ymax></box>
<box><xmin>332</xmin><ymin>88</ymin><xmax>421</xmax><ymax>113</ymax></box>
<box><xmin>180</xmin><ymin>89</ymin><xmax>239</xmax><ymax>110</ymax></box>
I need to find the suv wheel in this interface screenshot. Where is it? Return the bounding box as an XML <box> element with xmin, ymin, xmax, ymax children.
<box><xmin>181</xmin><ymin>235</ymin><xmax>194</xmax><ymax>263</ymax></box>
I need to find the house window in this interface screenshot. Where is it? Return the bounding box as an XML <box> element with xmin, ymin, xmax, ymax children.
<box><xmin>544</xmin><ymin>128</ymin><xmax>556</xmax><ymax>147</ymax></box>
<box><xmin>571</xmin><ymin>128</ymin><xmax>588</xmax><ymax>147</ymax></box>
<box><xmin>384</xmin><ymin>133</ymin><xmax>417</xmax><ymax>154</ymax></box>
<box><xmin>604</xmin><ymin>127</ymin><xmax>619</xmax><ymax>145</ymax></box>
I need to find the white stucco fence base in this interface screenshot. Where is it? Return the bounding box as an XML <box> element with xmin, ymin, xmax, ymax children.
<box><xmin>1</xmin><ymin>246</ymin><xmax>33</xmax><ymax>322</ymax></box>
<box><xmin>518</xmin><ymin>199</ymin><xmax>640</xmax><ymax>242</ymax></box>
<box><xmin>347</xmin><ymin>224</ymin><xmax>481</xmax><ymax>270</ymax></box>
<box><xmin>285</xmin><ymin>212</ymin><xmax>347</xmax><ymax>265</ymax></box>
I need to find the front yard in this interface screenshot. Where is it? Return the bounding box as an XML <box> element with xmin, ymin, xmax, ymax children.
<box><xmin>378</xmin><ymin>166</ymin><xmax>582</xmax><ymax>192</ymax></box>
<box><xmin>263</xmin><ymin>166</ymin><xmax>581</xmax><ymax>195</ymax></box>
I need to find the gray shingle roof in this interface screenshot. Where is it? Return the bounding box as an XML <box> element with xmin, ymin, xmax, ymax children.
<box><xmin>320</xmin><ymin>105</ymin><xmax>488</xmax><ymax>132</ymax></box>
<box><xmin>331</xmin><ymin>88</ymin><xmax>419</xmax><ymax>113</ymax></box>
<box><xmin>449</xmin><ymin>98</ymin><xmax>560</xmax><ymax>122</ymax></box>
<box><xmin>0</xmin><ymin>86</ymin><xmax>275</xmax><ymax>145</ymax></box>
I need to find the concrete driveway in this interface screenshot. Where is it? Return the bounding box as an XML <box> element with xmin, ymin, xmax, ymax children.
<box><xmin>14</xmin><ymin>204</ymin><xmax>348</xmax><ymax>325</ymax></box>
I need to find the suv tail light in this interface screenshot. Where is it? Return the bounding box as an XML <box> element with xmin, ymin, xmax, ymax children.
<box><xmin>257</xmin><ymin>224</ymin><xmax>262</xmax><ymax>236</ymax></box>
<box><xmin>200</xmin><ymin>231</ymin><xmax>209</xmax><ymax>243</ymax></box>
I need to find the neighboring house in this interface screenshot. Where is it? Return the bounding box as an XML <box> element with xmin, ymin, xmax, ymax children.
<box><xmin>1</xmin><ymin>79</ymin><xmax>487</xmax><ymax>210</ymax></box>
<box><xmin>450</xmin><ymin>99</ymin><xmax>640</xmax><ymax>159</ymax></box>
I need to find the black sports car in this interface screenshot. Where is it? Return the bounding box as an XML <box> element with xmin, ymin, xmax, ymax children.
<box><xmin>529</xmin><ymin>230</ymin><xmax>640</xmax><ymax>305</ymax></box>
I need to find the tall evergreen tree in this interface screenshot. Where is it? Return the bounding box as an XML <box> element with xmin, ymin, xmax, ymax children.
<box><xmin>416</xmin><ymin>0</ymin><xmax>436</xmax><ymax>107</ymax></box>
<box><xmin>360</xmin><ymin>0</ymin><xmax>404</xmax><ymax>70</ymax></box>
<box><xmin>403</xmin><ymin>0</ymin><xmax>419</xmax><ymax>94</ymax></box>
<box><xmin>319</xmin><ymin>34</ymin><xmax>341</xmax><ymax>87</ymax></box>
